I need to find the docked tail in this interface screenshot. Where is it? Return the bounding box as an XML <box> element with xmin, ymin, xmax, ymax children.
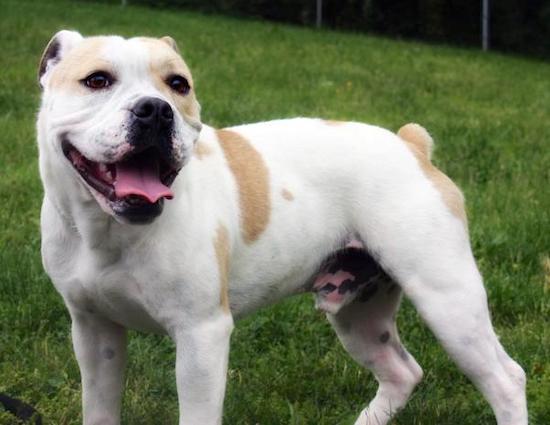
<box><xmin>398</xmin><ymin>123</ymin><xmax>434</xmax><ymax>161</ymax></box>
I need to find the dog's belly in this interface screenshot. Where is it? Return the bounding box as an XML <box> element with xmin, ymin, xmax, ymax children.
<box><xmin>227</xmin><ymin>233</ymin><xmax>390</xmax><ymax>318</ymax></box>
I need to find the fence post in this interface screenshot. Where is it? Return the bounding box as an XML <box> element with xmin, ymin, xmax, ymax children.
<box><xmin>482</xmin><ymin>0</ymin><xmax>490</xmax><ymax>51</ymax></box>
<box><xmin>316</xmin><ymin>0</ymin><xmax>322</xmax><ymax>28</ymax></box>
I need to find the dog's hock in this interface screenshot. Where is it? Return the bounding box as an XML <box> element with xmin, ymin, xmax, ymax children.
<box><xmin>38</xmin><ymin>30</ymin><xmax>83</xmax><ymax>88</ymax></box>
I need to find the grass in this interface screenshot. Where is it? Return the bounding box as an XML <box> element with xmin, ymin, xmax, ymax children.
<box><xmin>0</xmin><ymin>0</ymin><xmax>549</xmax><ymax>423</ymax></box>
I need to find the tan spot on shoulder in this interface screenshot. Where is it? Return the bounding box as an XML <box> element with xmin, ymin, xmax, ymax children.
<box><xmin>194</xmin><ymin>141</ymin><xmax>213</xmax><ymax>159</ymax></box>
<box><xmin>217</xmin><ymin>129</ymin><xmax>271</xmax><ymax>243</ymax></box>
<box><xmin>281</xmin><ymin>188</ymin><xmax>294</xmax><ymax>201</ymax></box>
<box><xmin>214</xmin><ymin>223</ymin><xmax>230</xmax><ymax>313</ymax></box>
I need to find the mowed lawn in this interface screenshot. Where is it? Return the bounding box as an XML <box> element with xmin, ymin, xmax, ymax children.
<box><xmin>0</xmin><ymin>0</ymin><xmax>549</xmax><ymax>423</ymax></box>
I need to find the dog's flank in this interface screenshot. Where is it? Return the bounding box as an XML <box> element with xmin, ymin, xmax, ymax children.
<box><xmin>37</xmin><ymin>30</ymin><xmax>527</xmax><ymax>425</ymax></box>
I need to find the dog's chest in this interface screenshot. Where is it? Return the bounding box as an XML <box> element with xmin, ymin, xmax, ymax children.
<box><xmin>85</xmin><ymin>258</ymin><xmax>167</xmax><ymax>333</ymax></box>
<box><xmin>54</xmin><ymin>240</ymin><xmax>181</xmax><ymax>334</ymax></box>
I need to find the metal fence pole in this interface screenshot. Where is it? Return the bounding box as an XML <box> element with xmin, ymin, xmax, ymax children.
<box><xmin>482</xmin><ymin>0</ymin><xmax>490</xmax><ymax>51</ymax></box>
<box><xmin>316</xmin><ymin>0</ymin><xmax>322</xmax><ymax>28</ymax></box>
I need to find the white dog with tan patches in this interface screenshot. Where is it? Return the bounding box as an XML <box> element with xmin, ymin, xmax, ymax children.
<box><xmin>37</xmin><ymin>30</ymin><xmax>527</xmax><ymax>425</ymax></box>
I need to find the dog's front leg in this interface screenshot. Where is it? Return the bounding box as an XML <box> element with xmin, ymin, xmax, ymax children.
<box><xmin>70</xmin><ymin>309</ymin><xmax>127</xmax><ymax>425</ymax></box>
<box><xmin>173</xmin><ymin>312</ymin><xmax>234</xmax><ymax>425</ymax></box>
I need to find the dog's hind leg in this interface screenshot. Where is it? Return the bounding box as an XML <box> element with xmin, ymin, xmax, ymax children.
<box><xmin>393</xmin><ymin>249</ymin><xmax>527</xmax><ymax>425</ymax></box>
<box><xmin>352</xmin><ymin>203</ymin><xmax>527</xmax><ymax>424</ymax></box>
<box><xmin>328</xmin><ymin>280</ymin><xmax>423</xmax><ymax>425</ymax></box>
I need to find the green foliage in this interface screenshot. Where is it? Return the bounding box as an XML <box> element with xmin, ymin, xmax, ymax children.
<box><xmin>0</xmin><ymin>0</ymin><xmax>549</xmax><ymax>424</ymax></box>
<box><xmin>109</xmin><ymin>0</ymin><xmax>550</xmax><ymax>58</ymax></box>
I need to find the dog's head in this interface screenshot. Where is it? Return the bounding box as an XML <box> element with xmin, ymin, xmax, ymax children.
<box><xmin>37</xmin><ymin>31</ymin><xmax>202</xmax><ymax>224</ymax></box>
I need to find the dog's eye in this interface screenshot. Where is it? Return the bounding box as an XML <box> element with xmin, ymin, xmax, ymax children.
<box><xmin>83</xmin><ymin>72</ymin><xmax>114</xmax><ymax>90</ymax></box>
<box><xmin>167</xmin><ymin>75</ymin><xmax>190</xmax><ymax>95</ymax></box>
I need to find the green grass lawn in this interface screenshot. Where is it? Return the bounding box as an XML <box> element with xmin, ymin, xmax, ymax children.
<box><xmin>1</xmin><ymin>0</ymin><xmax>549</xmax><ymax>423</ymax></box>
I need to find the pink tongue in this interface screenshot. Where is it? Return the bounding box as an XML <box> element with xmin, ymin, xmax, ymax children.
<box><xmin>114</xmin><ymin>156</ymin><xmax>174</xmax><ymax>203</ymax></box>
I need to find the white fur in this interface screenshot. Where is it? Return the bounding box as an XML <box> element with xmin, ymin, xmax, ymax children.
<box><xmin>37</xmin><ymin>33</ymin><xmax>527</xmax><ymax>425</ymax></box>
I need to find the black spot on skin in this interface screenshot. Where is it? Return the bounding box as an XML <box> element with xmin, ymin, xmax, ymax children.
<box><xmin>379</xmin><ymin>331</ymin><xmax>390</xmax><ymax>344</ymax></box>
<box><xmin>103</xmin><ymin>348</ymin><xmax>115</xmax><ymax>360</ymax></box>
<box><xmin>338</xmin><ymin>278</ymin><xmax>361</xmax><ymax>294</ymax></box>
<box><xmin>359</xmin><ymin>283</ymin><xmax>378</xmax><ymax>302</ymax></box>
<box><xmin>319</xmin><ymin>283</ymin><xmax>337</xmax><ymax>293</ymax></box>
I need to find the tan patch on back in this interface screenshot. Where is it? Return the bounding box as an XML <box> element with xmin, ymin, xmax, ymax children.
<box><xmin>324</xmin><ymin>119</ymin><xmax>346</xmax><ymax>126</ymax></box>
<box><xmin>398</xmin><ymin>126</ymin><xmax>466</xmax><ymax>223</ymax></box>
<box><xmin>194</xmin><ymin>142</ymin><xmax>213</xmax><ymax>160</ymax></box>
<box><xmin>48</xmin><ymin>37</ymin><xmax>110</xmax><ymax>92</ymax></box>
<box><xmin>281</xmin><ymin>188</ymin><xmax>294</xmax><ymax>201</ymax></box>
<box><xmin>214</xmin><ymin>223</ymin><xmax>230</xmax><ymax>313</ymax></box>
<box><xmin>217</xmin><ymin>129</ymin><xmax>271</xmax><ymax>243</ymax></box>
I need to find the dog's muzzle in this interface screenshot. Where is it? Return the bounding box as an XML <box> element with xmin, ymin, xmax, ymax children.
<box><xmin>63</xmin><ymin>97</ymin><xmax>182</xmax><ymax>224</ymax></box>
<box><xmin>130</xmin><ymin>97</ymin><xmax>174</xmax><ymax>152</ymax></box>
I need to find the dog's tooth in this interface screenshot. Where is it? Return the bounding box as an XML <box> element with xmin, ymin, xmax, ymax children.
<box><xmin>99</xmin><ymin>163</ymin><xmax>107</xmax><ymax>174</ymax></box>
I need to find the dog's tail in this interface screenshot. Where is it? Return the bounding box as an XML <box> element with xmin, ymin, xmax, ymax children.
<box><xmin>397</xmin><ymin>123</ymin><xmax>434</xmax><ymax>161</ymax></box>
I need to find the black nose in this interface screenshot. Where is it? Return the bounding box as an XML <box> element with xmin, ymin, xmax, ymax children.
<box><xmin>131</xmin><ymin>97</ymin><xmax>173</xmax><ymax>128</ymax></box>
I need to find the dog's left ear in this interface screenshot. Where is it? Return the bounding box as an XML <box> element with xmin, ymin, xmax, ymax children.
<box><xmin>38</xmin><ymin>30</ymin><xmax>84</xmax><ymax>89</ymax></box>
<box><xmin>160</xmin><ymin>36</ymin><xmax>180</xmax><ymax>54</ymax></box>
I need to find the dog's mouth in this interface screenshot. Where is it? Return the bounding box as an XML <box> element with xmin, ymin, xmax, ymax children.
<box><xmin>63</xmin><ymin>142</ymin><xmax>179</xmax><ymax>220</ymax></box>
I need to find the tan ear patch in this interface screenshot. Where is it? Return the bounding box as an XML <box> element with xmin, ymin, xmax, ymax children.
<box><xmin>47</xmin><ymin>37</ymin><xmax>109</xmax><ymax>92</ymax></box>
<box><xmin>214</xmin><ymin>223</ymin><xmax>230</xmax><ymax>313</ymax></box>
<box><xmin>160</xmin><ymin>36</ymin><xmax>179</xmax><ymax>53</ymax></box>
<box><xmin>217</xmin><ymin>129</ymin><xmax>271</xmax><ymax>243</ymax></box>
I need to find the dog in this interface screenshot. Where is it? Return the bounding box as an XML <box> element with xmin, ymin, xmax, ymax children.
<box><xmin>36</xmin><ymin>30</ymin><xmax>528</xmax><ymax>425</ymax></box>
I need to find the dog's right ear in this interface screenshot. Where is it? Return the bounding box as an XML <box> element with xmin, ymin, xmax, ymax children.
<box><xmin>38</xmin><ymin>30</ymin><xmax>84</xmax><ymax>89</ymax></box>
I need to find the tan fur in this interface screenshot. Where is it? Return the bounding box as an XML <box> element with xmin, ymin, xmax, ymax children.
<box><xmin>281</xmin><ymin>188</ymin><xmax>294</xmax><ymax>201</ymax></box>
<box><xmin>194</xmin><ymin>142</ymin><xmax>213</xmax><ymax>160</ymax></box>
<box><xmin>216</xmin><ymin>129</ymin><xmax>271</xmax><ymax>243</ymax></box>
<box><xmin>160</xmin><ymin>36</ymin><xmax>180</xmax><ymax>53</ymax></box>
<box><xmin>143</xmin><ymin>38</ymin><xmax>201</xmax><ymax>123</ymax></box>
<box><xmin>324</xmin><ymin>120</ymin><xmax>346</xmax><ymax>126</ymax></box>
<box><xmin>398</xmin><ymin>123</ymin><xmax>434</xmax><ymax>160</ymax></box>
<box><xmin>214</xmin><ymin>223</ymin><xmax>230</xmax><ymax>312</ymax></box>
<box><xmin>48</xmin><ymin>37</ymin><xmax>110</xmax><ymax>92</ymax></box>
<box><xmin>398</xmin><ymin>123</ymin><xmax>466</xmax><ymax>223</ymax></box>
